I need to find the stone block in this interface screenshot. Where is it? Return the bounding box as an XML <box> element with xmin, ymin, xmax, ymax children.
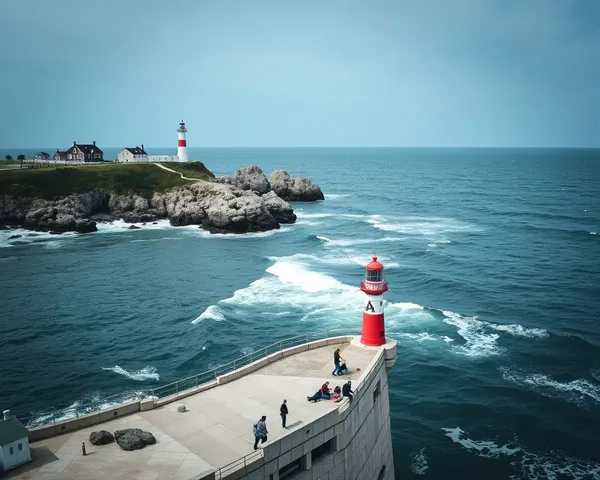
<box><xmin>280</xmin><ymin>433</ymin><xmax>292</xmax><ymax>454</ymax></box>
<box><xmin>140</xmin><ymin>398</ymin><xmax>155</xmax><ymax>411</ymax></box>
<box><xmin>263</xmin><ymin>442</ymin><xmax>281</xmax><ymax>463</ymax></box>
<box><xmin>245</xmin><ymin>466</ymin><xmax>265</xmax><ymax>480</ymax></box>
<box><xmin>323</xmin><ymin>427</ymin><xmax>334</xmax><ymax>443</ymax></box>
<box><xmin>322</xmin><ymin>453</ymin><xmax>335</xmax><ymax>472</ymax></box>
<box><xmin>311</xmin><ymin>432</ymin><xmax>324</xmax><ymax>450</ymax></box>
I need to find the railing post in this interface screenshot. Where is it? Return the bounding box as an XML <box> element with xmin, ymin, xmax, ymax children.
<box><xmin>176</xmin><ymin>381</ymin><xmax>179</xmax><ymax>395</ymax></box>
<box><xmin>279</xmin><ymin>340</ymin><xmax>282</xmax><ymax>351</ymax></box>
<box><xmin>234</xmin><ymin>359</ymin><xmax>236</xmax><ymax>371</ymax></box>
<box><xmin>195</xmin><ymin>375</ymin><xmax>199</xmax><ymax>387</ymax></box>
<box><xmin>75</xmin><ymin>406</ymin><xmax>79</xmax><ymax>419</ymax></box>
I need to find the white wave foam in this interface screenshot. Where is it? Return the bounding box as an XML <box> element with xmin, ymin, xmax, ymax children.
<box><xmin>591</xmin><ymin>369</ymin><xmax>600</xmax><ymax>382</ymax></box>
<box><xmin>590</xmin><ymin>231</ymin><xmax>597</xmax><ymax>235</ymax></box>
<box><xmin>25</xmin><ymin>391</ymin><xmax>147</xmax><ymax>428</ymax></box>
<box><xmin>130</xmin><ymin>237</ymin><xmax>183</xmax><ymax>243</ymax></box>
<box><xmin>0</xmin><ymin>229</ymin><xmax>78</xmax><ymax>248</ymax></box>
<box><xmin>442</xmin><ymin>311</ymin><xmax>548</xmax><ymax>357</ymax></box>
<box><xmin>266</xmin><ymin>260</ymin><xmax>347</xmax><ymax>293</ymax></box>
<box><xmin>102</xmin><ymin>365</ymin><xmax>160</xmax><ymax>381</ymax></box>
<box><xmin>192</xmin><ymin>305</ymin><xmax>226</xmax><ymax>324</ymax></box>
<box><xmin>442</xmin><ymin>336</ymin><xmax>455</xmax><ymax>343</ymax></box>
<box><xmin>387</xmin><ymin>302</ymin><xmax>424</xmax><ymax>311</ymax></box>
<box><xmin>499</xmin><ymin>367</ymin><xmax>600</xmax><ymax>405</ymax></box>
<box><xmin>368</xmin><ymin>215</ymin><xmax>479</xmax><ymax>244</ymax></box>
<box><xmin>324</xmin><ymin>193</ymin><xmax>349</xmax><ymax>199</ymax></box>
<box><xmin>96</xmin><ymin>219</ymin><xmax>172</xmax><ymax>232</ymax></box>
<box><xmin>409</xmin><ymin>448</ymin><xmax>429</xmax><ymax>475</ymax></box>
<box><xmin>443</xmin><ymin>426</ymin><xmax>600</xmax><ymax>479</ymax></box>
<box><xmin>398</xmin><ymin>332</ymin><xmax>438</xmax><ymax>342</ymax></box>
<box><xmin>443</xmin><ymin>427</ymin><xmax>521</xmax><ymax>458</ymax></box>
<box><xmin>240</xmin><ymin>347</ymin><xmax>254</xmax><ymax>356</ymax></box>
<box><xmin>316</xmin><ymin>235</ymin><xmax>405</xmax><ymax>247</ymax></box>
<box><xmin>267</xmin><ymin>252</ymin><xmax>400</xmax><ymax>269</ymax></box>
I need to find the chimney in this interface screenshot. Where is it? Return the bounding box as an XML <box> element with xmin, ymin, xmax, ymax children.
<box><xmin>73</xmin><ymin>141</ymin><xmax>76</xmax><ymax>146</ymax></box>
<box><xmin>3</xmin><ymin>410</ymin><xmax>10</xmax><ymax>421</ymax></box>
<box><xmin>93</xmin><ymin>141</ymin><xmax>96</xmax><ymax>146</ymax></box>
<box><xmin>141</xmin><ymin>144</ymin><xmax>144</xmax><ymax>151</ymax></box>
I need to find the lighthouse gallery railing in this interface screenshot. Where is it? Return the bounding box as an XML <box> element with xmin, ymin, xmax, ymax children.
<box><xmin>17</xmin><ymin>329</ymin><xmax>357</xmax><ymax>428</ymax></box>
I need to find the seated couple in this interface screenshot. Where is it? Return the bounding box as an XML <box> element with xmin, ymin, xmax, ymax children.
<box><xmin>307</xmin><ymin>382</ymin><xmax>343</xmax><ymax>403</ymax></box>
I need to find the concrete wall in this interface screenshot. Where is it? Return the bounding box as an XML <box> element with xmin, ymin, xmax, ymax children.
<box><xmin>29</xmin><ymin>401</ymin><xmax>141</xmax><ymax>442</ymax></box>
<box><xmin>224</xmin><ymin>348</ymin><xmax>395</xmax><ymax>480</ymax></box>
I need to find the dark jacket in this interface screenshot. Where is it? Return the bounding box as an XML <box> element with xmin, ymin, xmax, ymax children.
<box><xmin>342</xmin><ymin>383</ymin><xmax>353</xmax><ymax>396</ymax></box>
<box><xmin>334</xmin><ymin>351</ymin><xmax>341</xmax><ymax>362</ymax></box>
<box><xmin>280</xmin><ymin>403</ymin><xmax>288</xmax><ymax>415</ymax></box>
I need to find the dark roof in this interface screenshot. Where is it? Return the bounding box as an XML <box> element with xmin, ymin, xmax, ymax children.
<box><xmin>0</xmin><ymin>417</ymin><xmax>29</xmax><ymax>445</ymax></box>
<box><xmin>125</xmin><ymin>147</ymin><xmax>147</xmax><ymax>155</ymax></box>
<box><xmin>67</xmin><ymin>143</ymin><xmax>104</xmax><ymax>155</ymax></box>
<box><xmin>35</xmin><ymin>152</ymin><xmax>50</xmax><ymax>157</ymax></box>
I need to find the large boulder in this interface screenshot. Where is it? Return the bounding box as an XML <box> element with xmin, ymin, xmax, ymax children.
<box><xmin>114</xmin><ymin>428</ymin><xmax>155</xmax><ymax>451</ymax></box>
<box><xmin>269</xmin><ymin>170</ymin><xmax>324</xmax><ymax>202</ymax></box>
<box><xmin>262</xmin><ymin>191</ymin><xmax>296</xmax><ymax>224</ymax></box>
<box><xmin>89</xmin><ymin>430</ymin><xmax>114</xmax><ymax>445</ymax></box>
<box><xmin>214</xmin><ymin>165</ymin><xmax>271</xmax><ymax>195</ymax></box>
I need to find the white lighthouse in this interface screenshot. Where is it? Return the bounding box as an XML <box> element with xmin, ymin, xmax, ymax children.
<box><xmin>176</xmin><ymin>120</ymin><xmax>189</xmax><ymax>162</ymax></box>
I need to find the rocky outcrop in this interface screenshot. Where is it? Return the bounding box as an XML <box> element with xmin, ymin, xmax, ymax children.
<box><xmin>262</xmin><ymin>191</ymin><xmax>297</xmax><ymax>224</ymax></box>
<box><xmin>114</xmin><ymin>428</ymin><xmax>156</xmax><ymax>451</ymax></box>
<box><xmin>89</xmin><ymin>430</ymin><xmax>114</xmax><ymax>445</ymax></box>
<box><xmin>214</xmin><ymin>165</ymin><xmax>271</xmax><ymax>195</ymax></box>
<box><xmin>0</xmin><ymin>182</ymin><xmax>294</xmax><ymax>235</ymax></box>
<box><xmin>269</xmin><ymin>170</ymin><xmax>324</xmax><ymax>202</ymax></box>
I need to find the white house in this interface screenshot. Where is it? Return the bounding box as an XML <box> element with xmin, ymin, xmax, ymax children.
<box><xmin>117</xmin><ymin>145</ymin><xmax>148</xmax><ymax>163</ymax></box>
<box><xmin>147</xmin><ymin>154</ymin><xmax>180</xmax><ymax>162</ymax></box>
<box><xmin>0</xmin><ymin>410</ymin><xmax>31</xmax><ymax>474</ymax></box>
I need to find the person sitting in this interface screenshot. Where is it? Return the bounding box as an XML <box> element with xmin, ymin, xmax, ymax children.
<box><xmin>332</xmin><ymin>385</ymin><xmax>342</xmax><ymax>402</ymax></box>
<box><xmin>320</xmin><ymin>381</ymin><xmax>331</xmax><ymax>399</ymax></box>
<box><xmin>307</xmin><ymin>390</ymin><xmax>321</xmax><ymax>402</ymax></box>
<box><xmin>342</xmin><ymin>381</ymin><xmax>354</xmax><ymax>401</ymax></box>
<box><xmin>340</xmin><ymin>363</ymin><xmax>349</xmax><ymax>374</ymax></box>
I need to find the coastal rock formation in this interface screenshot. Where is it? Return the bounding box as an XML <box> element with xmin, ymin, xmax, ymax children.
<box><xmin>214</xmin><ymin>165</ymin><xmax>271</xmax><ymax>195</ymax></box>
<box><xmin>114</xmin><ymin>428</ymin><xmax>156</xmax><ymax>451</ymax></box>
<box><xmin>89</xmin><ymin>430</ymin><xmax>115</xmax><ymax>445</ymax></box>
<box><xmin>262</xmin><ymin>191</ymin><xmax>297</xmax><ymax>224</ymax></box>
<box><xmin>269</xmin><ymin>170</ymin><xmax>324</xmax><ymax>202</ymax></box>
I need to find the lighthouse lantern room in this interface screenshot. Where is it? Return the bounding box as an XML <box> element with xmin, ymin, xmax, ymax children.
<box><xmin>360</xmin><ymin>256</ymin><xmax>389</xmax><ymax>346</ymax></box>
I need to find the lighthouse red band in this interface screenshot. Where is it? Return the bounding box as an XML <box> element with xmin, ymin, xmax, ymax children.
<box><xmin>178</xmin><ymin>139</ymin><xmax>186</xmax><ymax>147</ymax></box>
<box><xmin>360</xmin><ymin>256</ymin><xmax>388</xmax><ymax>346</ymax></box>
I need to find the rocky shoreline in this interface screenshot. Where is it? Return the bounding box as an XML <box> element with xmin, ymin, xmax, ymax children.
<box><xmin>0</xmin><ymin>165</ymin><xmax>323</xmax><ymax>235</ymax></box>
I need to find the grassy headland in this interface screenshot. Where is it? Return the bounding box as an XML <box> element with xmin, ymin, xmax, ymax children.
<box><xmin>0</xmin><ymin>161</ymin><xmax>214</xmax><ymax>199</ymax></box>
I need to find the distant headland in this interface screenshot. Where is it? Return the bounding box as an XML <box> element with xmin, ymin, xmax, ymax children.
<box><xmin>0</xmin><ymin>161</ymin><xmax>324</xmax><ymax>235</ymax></box>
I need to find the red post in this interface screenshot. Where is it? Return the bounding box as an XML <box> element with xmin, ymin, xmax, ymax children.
<box><xmin>82</xmin><ymin>442</ymin><xmax>87</xmax><ymax>456</ymax></box>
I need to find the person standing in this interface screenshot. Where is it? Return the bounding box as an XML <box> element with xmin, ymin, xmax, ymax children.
<box><xmin>280</xmin><ymin>399</ymin><xmax>289</xmax><ymax>428</ymax></box>
<box><xmin>332</xmin><ymin>348</ymin><xmax>344</xmax><ymax>376</ymax></box>
<box><xmin>253</xmin><ymin>415</ymin><xmax>268</xmax><ymax>449</ymax></box>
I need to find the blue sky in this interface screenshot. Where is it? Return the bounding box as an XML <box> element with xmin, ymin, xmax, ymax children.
<box><xmin>0</xmin><ymin>0</ymin><xmax>598</xmax><ymax>147</ymax></box>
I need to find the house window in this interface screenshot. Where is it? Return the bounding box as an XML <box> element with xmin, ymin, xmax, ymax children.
<box><xmin>279</xmin><ymin>457</ymin><xmax>303</xmax><ymax>479</ymax></box>
<box><xmin>9</xmin><ymin>446</ymin><xmax>14</xmax><ymax>455</ymax></box>
<box><xmin>312</xmin><ymin>438</ymin><xmax>335</xmax><ymax>464</ymax></box>
<box><xmin>373</xmin><ymin>380</ymin><xmax>381</xmax><ymax>402</ymax></box>
<box><xmin>18</xmin><ymin>443</ymin><xmax>22</xmax><ymax>451</ymax></box>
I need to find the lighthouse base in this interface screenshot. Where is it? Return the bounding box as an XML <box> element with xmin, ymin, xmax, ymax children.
<box><xmin>351</xmin><ymin>336</ymin><xmax>397</xmax><ymax>372</ymax></box>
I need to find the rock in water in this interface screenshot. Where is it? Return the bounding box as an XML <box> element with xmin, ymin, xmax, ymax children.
<box><xmin>262</xmin><ymin>191</ymin><xmax>297</xmax><ymax>224</ymax></box>
<box><xmin>215</xmin><ymin>165</ymin><xmax>271</xmax><ymax>195</ymax></box>
<box><xmin>114</xmin><ymin>428</ymin><xmax>155</xmax><ymax>451</ymax></box>
<box><xmin>89</xmin><ymin>430</ymin><xmax>115</xmax><ymax>445</ymax></box>
<box><xmin>269</xmin><ymin>170</ymin><xmax>324</xmax><ymax>202</ymax></box>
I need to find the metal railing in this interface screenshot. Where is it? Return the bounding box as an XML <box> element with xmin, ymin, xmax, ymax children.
<box><xmin>16</xmin><ymin>329</ymin><xmax>355</xmax><ymax>430</ymax></box>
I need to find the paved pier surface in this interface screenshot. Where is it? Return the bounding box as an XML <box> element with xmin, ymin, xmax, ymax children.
<box><xmin>7</xmin><ymin>341</ymin><xmax>377</xmax><ymax>480</ymax></box>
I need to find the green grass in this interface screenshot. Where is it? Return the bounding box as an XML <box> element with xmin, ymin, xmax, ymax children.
<box><xmin>0</xmin><ymin>162</ymin><xmax>215</xmax><ymax>199</ymax></box>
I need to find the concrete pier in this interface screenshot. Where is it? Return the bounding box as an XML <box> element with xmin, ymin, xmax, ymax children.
<box><xmin>6</xmin><ymin>336</ymin><xmax>397</xmax><ymax>480</ymax></box>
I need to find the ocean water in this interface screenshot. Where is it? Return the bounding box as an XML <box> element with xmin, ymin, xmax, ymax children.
<box><xmin>1</xmin><ymin>147</ymin><xmax>599</xmax><ymax>479</ymax></box>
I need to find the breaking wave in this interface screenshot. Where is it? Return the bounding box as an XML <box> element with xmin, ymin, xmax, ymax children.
<box><xmin>316</xmin><ymin>235</ymin><xmax>405</xmax><ymax>247</ymax></box>
<box><xmin>102</xmin><ymin>365</ymin><xmax>160</xmax><ymax>381</ymax></box>
<box><xmin>499</xmin><ymin>367</ymin><xmax>600</xmax><ymax>406</ymax></box>
<box><xmin>443</xmin><ymin>427</ymin><xmax>600</xmax><ymax>479</ymax></box>
<box><xmin>192</xmin><ymin>305</ymin><xmax>226</xmax><ymax>323</ymax></box>
<box><xmin>442</xmin><ymin>311</ymin><xmax>548</xmax><ymax>357</ymax></box>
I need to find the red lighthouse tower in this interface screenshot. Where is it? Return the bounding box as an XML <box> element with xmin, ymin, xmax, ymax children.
<box><xmin>360</xmin><ymin>256</ymin><xmax>388</xmax><ymax>346</ymax></box>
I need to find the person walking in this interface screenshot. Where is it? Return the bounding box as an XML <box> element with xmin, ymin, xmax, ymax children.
<box><xmin>332</xmin><ymin>348</ymin><xmax>344</xmax><ymax>376</ymax></box>
<box><xmin>280</xmin><ymin>400</ymin><xmax>289</xmax><ymax>428</ymax></box>
<box><xmin>253</xmin><ymin>415</ymin><xmax>268</xmax><ymax>449</ymax></box>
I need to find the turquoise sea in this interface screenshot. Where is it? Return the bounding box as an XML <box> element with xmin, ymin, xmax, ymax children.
<box><xmin>1</xmin><ymin>148</ymin><xmax>599</xmax><ymax>479</ymax></box>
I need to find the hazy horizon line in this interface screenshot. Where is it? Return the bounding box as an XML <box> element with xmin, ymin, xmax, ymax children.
<box><xmin>2</xmin><ymin>145</ymin><xmax>599</xmax><ymax>150</ymax></box>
